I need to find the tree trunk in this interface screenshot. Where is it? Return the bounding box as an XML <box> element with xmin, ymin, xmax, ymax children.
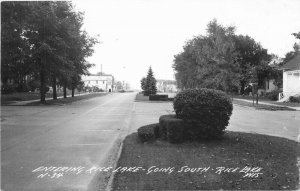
<box><xmin>240</xmin><ymin>81</ymin><xmax>245</xmax><ymax>95</ymax></box>
<box><xmin>63</xmin><ymin>85</ymin><xmax>67</xmax><ymax>98</ymax></box>
<box><xmin>72</xmin><ymin>87</ymin><xmax>75</xmax><ymax>97</ymax></box>
<box><xmin>52</xmin><ymin>75</ymin><xmax>57</xmax><ymax>100</ymax></box>
<box><xmin>40</xmin><ymin>61</ymin><xmax>46</xmax><ymax>102</ymax></box>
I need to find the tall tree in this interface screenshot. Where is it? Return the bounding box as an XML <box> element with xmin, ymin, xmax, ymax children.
<box><xmin>233</xmin><ymin>35</ymin><xmax>270</xmax><ymax>94</ymax></box>
<box><xmin>283</xmin><ymin>31</ymin><xmax>300</xmax><ymax>63</ymax></box>
<box><xmin>1</xmin><ymin>1</ymin><xmax>98</xmax><ymax>101</ymax></box>
<box><xmin>173</xmin><ymin>19</ymin><xmax>272</xmax><ymax>94</ymax></box>
<box><xmin>293</xmin><ymin>32</ymin><xmax>300</xmax><ymax>40</ymax></box>
<box><xmin>173</xmin><ymin>20</ymin><xmax>240</xmax><ymax>92</ymax></box>
<box><xmin>143</xmin><ymin>67</ymin><xmax>157</xmax><ymax>96</ymax></box>
<box><xmin>1</xmin><ymin>2</ymin><xmax>34</xmax><ymax>92</ymax></box>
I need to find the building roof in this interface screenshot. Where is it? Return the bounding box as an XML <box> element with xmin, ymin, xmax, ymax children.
<box><xmin>281</xmin><ymin>54</ymin><xmax>300</xmax><ymax>70</ymax></box>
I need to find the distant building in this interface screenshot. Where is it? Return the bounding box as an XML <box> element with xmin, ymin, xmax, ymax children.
<box><xmin>279</xmin><ymin>54</ymin><xmax>300</xmax><ymax>101</ymax></box>
<box><xmin>156</xmin><ymin>79</ymin><xmax>177</xmax><ymax>92</ymax></box>
<box><xmin>82</xmin><ymin>74</ymin><xmax>114</xmax><ymax>92</ymax></box>
<box><xmin>259</xmin><ymin>57</ymin><xmax>283</xmax><ymax>95</ymax></box>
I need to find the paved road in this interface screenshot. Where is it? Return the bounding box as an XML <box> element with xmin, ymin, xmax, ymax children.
<box><xmin>2</xmin><ymin>94</ymin><xmax>299</xmax><ymax>191</ymax></box>
<box><xmin>1</xmin><ymin>93</ymin><xmax>138</xmax><ymax>191</ymax></box>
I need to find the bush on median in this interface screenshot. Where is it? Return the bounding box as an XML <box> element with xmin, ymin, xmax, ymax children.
<box><xmin>173</xmin><ymin>88</ymin><xmax>233</xmax><ymax>139</ymax></box>
<box><xmin>137</xmin><ymin>123</ymin><xmax>159</xmax><ymax>142</ymax></box>
<box><xmin>149</xmin><ymin>94</ymin><xmax>168</xmax><ymax>101</ymax></box>
<box><xmin>159</xmin><ymin>114</ymin><xmax>185</xmax><ymax>143</ymax></box>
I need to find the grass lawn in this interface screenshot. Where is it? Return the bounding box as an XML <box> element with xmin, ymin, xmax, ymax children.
<box><xmin>232</xmin><ymin>99</ymin><xmax>296</xmax><ymax>111</ymax></box>
<box><xmin>112</xmin><ymin>131</ymin><xmax>299</xmax><ymax>190</ymax></box>
<box><xmin>1</xmin><ymin>91</ymin><xmax>85</xmax><ymax>103</ymax></box>
<box><xmin>24</xmin><ymin>93</ymin><xmax>107</xmax><ymax>106</ymax></box>
<box><xmin>135</xmin><ymin>93</ymin><xmax>149</xmax><ymax>101</ymax></box>
<box><xmin>1</xmin><ymin>92</ymin><xmax>59</xmax><ymax>103</ymax></box>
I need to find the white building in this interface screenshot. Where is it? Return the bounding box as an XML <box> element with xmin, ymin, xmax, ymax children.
<box><xmin>279</xmin><ymin>54</ymin><xmax>300</xmax><ymax>101</ymax></box>
<box><xmin>156</xmin><ymin>79</ymin><xmax>177</xmax><ymax>92</ymax></box>
<box><xmin>82</xmin><ymin>75</ymin><xmax>113</xmax><ymax>92</ymax></box>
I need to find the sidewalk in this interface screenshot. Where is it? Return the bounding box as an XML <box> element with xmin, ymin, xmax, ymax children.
<box><xmin>4</xmin><ymin>92</ymin><xmax>101</xmax><ymax>106</ymax></box>
<box><xmin>234</xmin><ymin>98</ymin><xmax>300</xmax><ymax>111</ymax></box>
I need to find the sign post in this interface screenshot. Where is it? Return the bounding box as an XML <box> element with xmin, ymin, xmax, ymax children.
<box><xmin>252</xmin><ymin>83</ymin><xmax>258</xmax><ymax>105</ymax></box>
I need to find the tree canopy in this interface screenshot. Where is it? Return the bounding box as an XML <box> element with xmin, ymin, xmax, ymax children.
<box><xmin>1</xmin><ymin>1</ymin><xmax>98</xmax><ymax>101</ymax></box>
<box><xmin>173</xmin><ymin>19</ymin><xmax>273</xmax><ymax>94</ymax></box>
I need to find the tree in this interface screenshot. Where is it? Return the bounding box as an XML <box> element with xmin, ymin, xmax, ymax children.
<box><xmin>1</xmin><ymin>2</ymin><xmax>35</xmax><ymax>92</ymax></box>
<box><xmin>173</xmin><ymin>20</ymin><xmax>240</xmax><ymax>92</ymax></box>
<box><xmin>173</xmin><ymin>19</ymin><xmax>272</xmax><ymax>94</ymax></box>
<box><xmin>1</xmin><ymin>1</ymin><xmax>97</xmax><ymax>102</ymax></box>
<box><xmin>140</xmin><ymin>77</ymin><xmax>146</xmax><ymax>91</ymax></box>
<box><xmin>143</xmin><ymin>66</ymin><xmax>157</xmax><ymax>96</ymax></box>
<box><xmin>293</xmin><ymin>32</ymin><xmax>300</xmax><ymax>40</ymax></box>
<box><xmin>233</xmin><ymin>35</ymin><xmax>270</xmax><ymax>94</ymax></box>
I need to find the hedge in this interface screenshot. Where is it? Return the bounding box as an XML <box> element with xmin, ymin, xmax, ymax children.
<box><xmin>137</xmin><ymin>123</ymin><xmax>159</xmax><ymax>142</ymax></box>
<box><xmin>149</xmin><ymin>94</ymin><xmax>168</xmax><ymax>101</ymax></box>
<box><xmin>289</xmin><ymin>95</ymin><xmax>300</xmax><ymax>103</ymax></box>
<box><xmin>173</xmin><ymin>88</ymin><xmax>233</xmax><ymax>139</ymax></box>
<box><xmin>266</xmin><ymin>90</ymin><xmax>281</xmax><ymax>101</ymax></box>
<box><xmin>159</xmin><ymin>115</ymin><xmax>185</xmax><ymax>143</ymax></box>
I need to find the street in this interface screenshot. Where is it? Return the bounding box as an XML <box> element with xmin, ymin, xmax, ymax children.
<box><xmin>1</xmin><ymin>93</ymin><xmax>300</xmax><ymax>191</ymax></box>
<box><xmin>1</xmin><ymin>93</ymin><xmax>138</xmax><ymax>191</ymax></box>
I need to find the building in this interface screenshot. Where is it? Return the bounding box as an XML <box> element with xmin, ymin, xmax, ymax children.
<box><xmin>279</xmin><ymin>54</ymin><xmax>300</xmax><ymax>101</ymax></box>
<box><xmin>257</xmin><ymin>57</ymin><xmax>283</xmax><ymax>96</ymax></box>
<box><xmin>156</xmin><ymin>79</ymin><xmax>177</xmax><ymax>92</ymax></box>
<box><xmin>82</xmin><ymin>74</ymin><xmax>114</xmax><ymax>92</ymax></box>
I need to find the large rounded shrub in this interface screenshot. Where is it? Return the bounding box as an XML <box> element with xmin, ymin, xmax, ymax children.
<box><xmin>173</xmin><ymin>88</ymin><xmax>233</xmax><ymax>139</ymax></box>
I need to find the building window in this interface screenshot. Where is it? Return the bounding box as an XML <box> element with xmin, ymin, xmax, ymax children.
<box><xmin>293</xmin><ymin>72</ymin><xmax>300</xmax><ymax>77</ymax></box>
<box><xmin>96</xmin><ymin>80</ymin><xmax>98</xmax><ymax>84</ymax></box>
<box><xmin>103</xmin><ymin>81</ymin><xmax>105</xmax><ymax>84</ymax></box>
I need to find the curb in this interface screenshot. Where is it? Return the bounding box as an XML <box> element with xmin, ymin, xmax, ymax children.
<box><xmin>106</xmin><ymin>102</ymin><xmax>136</xmax><ymax>191</ymax></box>
<box><xmin>105</xmin><ymin>141</ymin><xmax>124</xmax><ymax>191</ymax></box>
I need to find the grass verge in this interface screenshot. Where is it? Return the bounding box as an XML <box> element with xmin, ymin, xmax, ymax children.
<box><xmin>135</xmin><ymin>93</ymin><xmax>149</xmax><ymax>102</ymax></box>
<box><xmin>112</xmin><ymin>131</ymin><xmax>299</xmax><ymax>190</ymax></box>
<box><xmin>232</xmin><ymin>95</ymin><xmax>300</xmax><ymax>107</ymax></box>
<box><xmin>1</xmin><ymin>91</ymin><xmax>78</xmax><ymax>102</ymax></box>
<box><xmin>135</xmin><ymin>94</ymin><xmax>174</xmax><ymax>102</ymax></box>
<box><xmin>24</xmin><ymin>93</ymin><xmax>107</xmax><ymax>106</ymax></box>
<box><xmin>233</xmin><ymin>99</ymin><xmax>296</xmax><ymax>111</ymax></box>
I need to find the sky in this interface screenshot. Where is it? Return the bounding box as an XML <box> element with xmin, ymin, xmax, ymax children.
<box><xmin>73</xmin><ymin>0</ymin><xmax>300</xmax><ymax>89</ymax></box>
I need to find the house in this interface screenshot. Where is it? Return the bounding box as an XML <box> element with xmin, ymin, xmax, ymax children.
<box><xmin>257</xmin><ymin>57</ymin><xmax>282</xmax><ymax>96</ymax></box>
<box><xmin>82</xmin><ymin>74</ymin><xmax>114</xmax><ymax>92</ymax></box>
<box><xmin>156</xmin><ymin>79</ymin><xmax>177</xmax><ymax>92</ymax></box>
<box><xmin>279</xmin><ymin>54</ymin><xmax>300</xmax><ymax>101</ymax></box>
